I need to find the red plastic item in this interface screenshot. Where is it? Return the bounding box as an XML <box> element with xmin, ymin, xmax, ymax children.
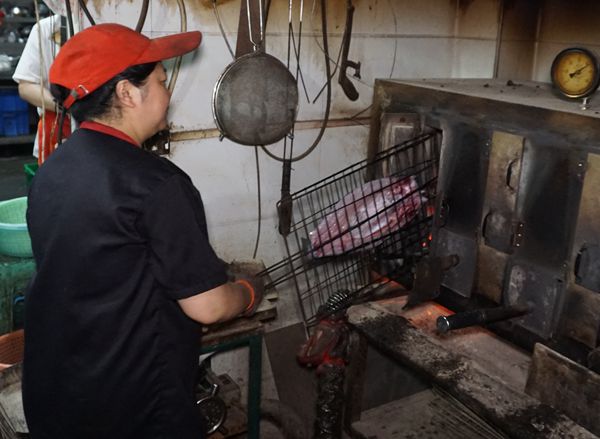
<box><xmin>0</xmin><ymin>329</ymin><xmax>24</xmax><ymax>371</ymax></box>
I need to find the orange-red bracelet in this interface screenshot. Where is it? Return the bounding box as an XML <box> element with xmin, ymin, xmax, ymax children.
<box><xmin>236</xmin><ymin>279</ymin><xmax>256</xmax><ymax>314</ymax></box>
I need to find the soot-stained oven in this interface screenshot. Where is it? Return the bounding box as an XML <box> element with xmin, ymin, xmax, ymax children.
<box><xmin>354</xmin><ymin>78</ymin><xmax>600</xmax><ymax>437</ymax></box>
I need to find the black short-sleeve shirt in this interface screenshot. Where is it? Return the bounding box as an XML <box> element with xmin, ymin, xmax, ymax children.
<box><xmin>23</xmin><ymin>128</ymin><xmax>227</xmax><ymax>438</ymax></box>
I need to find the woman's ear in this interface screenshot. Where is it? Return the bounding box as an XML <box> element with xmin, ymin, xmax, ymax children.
<box><xmin>114</xmin><ymin>79</ymin><xmax>137</xmax><ymax>108</ymax></box>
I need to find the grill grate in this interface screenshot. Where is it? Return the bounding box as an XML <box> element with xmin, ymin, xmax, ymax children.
<box><xmin>262</xmin><ymin>131</ymin><xmax>441</xmax><ymax>329</ymax></box>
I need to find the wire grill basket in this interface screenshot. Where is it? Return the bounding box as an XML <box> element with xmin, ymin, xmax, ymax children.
<box><xmin>264</xmin><ymin>131</ymin><xmax>441</xmax><ymax>328</ymax></box>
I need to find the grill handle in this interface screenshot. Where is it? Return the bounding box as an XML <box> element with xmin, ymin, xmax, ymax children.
<box><xmin>436</xmin><ymin>304</ymin><xmax>531</xmax><ymax>334</ymax></box>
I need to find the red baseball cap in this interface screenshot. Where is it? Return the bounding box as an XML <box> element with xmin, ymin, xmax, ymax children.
<box><xmin>49</xmin><ymin>23</ymin><xmax>202</xmax><ymax>109</ymax></box>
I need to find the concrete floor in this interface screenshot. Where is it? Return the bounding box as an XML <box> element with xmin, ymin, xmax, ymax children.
<box><xmin>0</xmin><ymin>150</ymin><xmax>33</xmax><ymax>202</ymax></box>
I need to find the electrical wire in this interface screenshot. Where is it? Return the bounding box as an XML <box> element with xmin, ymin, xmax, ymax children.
<box><xmin>135</xmin><ymin>0</ymin><xmax>149</xmax><ymax>32</ymax></box>
<box><xmin>282</xmin><ymin>0</ymin><xmax>299</xmax><ymax>164</ymax></box>
<box><xmin>289</xmin><ymin>24</ymin><xmax>310</xmax><ymax>103</ymax></box>
<box><xmin>64</xmin><ymin>0</ymin><xmax>74</xmax><ymax>38</ymax></box>
<box><xmin>252</xmin><ymin>145</ymin><xmax>262</xmax><ymax>259</ymax></box>
<box><xmin>252</xmin><ymin>0</ymin><xmax>274</xmax><ymax>259</ymax></box>
<box><xmin>312</xmin><ymin>0</ymin><xmax>399</xmax><ymax>124</ymax></box>
<box><xmin>54</xmin><ymin>0</ymin><xmax>76</xmax><ymax>150</ymax></box>
<box><xmin>78</xmin><ymin>0</ymin><xmax>95</xmax><ymax>26</ymax></box>
<box><xmin>260</xmin><ymin>0</ymin><xmax>331</xmax><ymax>163</ymax></box>
<box><xmin>74</xmin><ymin>0</ymin><xmax>149</xmax><ymax>33</ymax></box>
<box><xmin>167</xmin><ymin>0</ymin><xmax>187</xmax><ymax>94</ymax></box>
<box><xmin>309</xmin><ymin>0</ymin><xmax>344</xmax><ymax>103</ymax></box>
<box><xmin>212</xmin><ymin>0</ymin><xmax>235</xmax><ymax>59</ymax></box>
<box><xmin>213</xmin><ymin>0</ymin><xmax>265</xmax><ymax>258</ymax></box>
<box><xmin>388</xmin><ymin>0</ymin><xmax>398</xmax><ymax>78</ymax></box>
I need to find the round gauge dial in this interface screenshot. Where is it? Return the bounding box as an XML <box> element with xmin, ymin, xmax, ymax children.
<box><xmin>551</xmin><ymin>47</ymin><xmax>600</xmax><ymax>99</ymax></box>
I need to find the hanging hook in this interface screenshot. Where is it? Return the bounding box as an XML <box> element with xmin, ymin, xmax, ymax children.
<box><xmin>246</xmin><ymin>0</ymin><xmax>265</xmax><ymax>51</ymax></box>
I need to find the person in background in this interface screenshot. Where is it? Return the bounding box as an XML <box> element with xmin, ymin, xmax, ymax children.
<box><xmin>12</xmin><ymin>14</ymin><xmax>70</xmax><ymax>162</ymax></box>
<box><xmin>23</xmin><ymin>23</ymin><xmax>264</xmax><ymax>438</ymax></box>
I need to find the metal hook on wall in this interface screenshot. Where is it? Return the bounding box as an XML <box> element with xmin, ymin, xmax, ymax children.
<box><xmin>246</xmin><ymin>0</ymin><xmax>265</xmax><ymax>51</ymax></box>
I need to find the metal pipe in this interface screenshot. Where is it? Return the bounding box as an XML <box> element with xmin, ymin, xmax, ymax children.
<box><xmin>437</xmin><ymin>304</ymin><xmax>530</xmax><ymax>333</ymax></box>
<box><xmin>493</xmin><ymin>0</ymin><xmax>505</xmax><ymax>78</ymax></box>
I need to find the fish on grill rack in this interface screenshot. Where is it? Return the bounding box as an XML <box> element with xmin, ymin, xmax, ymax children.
<box><xmin>309</xmin><ymin>175</ymin><xmax>426</xmax><ymax>257</ymax></box>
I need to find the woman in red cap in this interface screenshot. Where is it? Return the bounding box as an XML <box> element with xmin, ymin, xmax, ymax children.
<box><xmin>24</xmin><ymin>23</ymin><xmax>263</xmax><ymax>438</ymax></box>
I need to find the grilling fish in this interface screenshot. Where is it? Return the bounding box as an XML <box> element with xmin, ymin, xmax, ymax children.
<box><xmin>309</xmin><ymin>176</ymin><xmax>425</xmax><ymax>257</ymax></box>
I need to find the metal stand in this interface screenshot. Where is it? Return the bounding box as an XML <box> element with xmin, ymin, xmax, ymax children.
<box><xmin>201</xmin><ymin>332</ymin><xmax>263</xmax><ymax>439</ymax></box>
<box><xmin>581</xmin><ymin>96</ymin><xmax>591</xmax><ymax>110</ymax></box>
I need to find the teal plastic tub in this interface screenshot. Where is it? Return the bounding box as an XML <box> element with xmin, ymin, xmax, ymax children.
<box><xmin>0</xmin><ymin>197</ymin><xmax>32</xmax><ymax>258</ymax></box>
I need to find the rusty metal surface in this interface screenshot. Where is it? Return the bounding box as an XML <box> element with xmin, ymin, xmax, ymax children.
<box><xmin>436</xmin><ymin>228</ymin><xmax>477</xmax><ymax>298</ymax></box>
<box><xmin>367</xmin><ymin>77</ymin><xmax>600</xmax><ymax>361</ymax></box>
<box><xmin>525</xmin><ymin>343</ymin><xmax>600</xmax><ymax>437</ymax></box>
<box><xmin>435</xmin><ymin>123</ymin><xmax>489</xmax><ymax>234</ymax></box>
<box><xmin>573</xmin><ymin>153</ymin><xmax>600</xmax><ymax>293</ymax></box>
<box><xmin>357</xmin><ymin>297</ymin><xmax>530</xmax><ymax>390</ymax></box>
<box><xmin>352</xmin><ymin>388</ymin><xmax>509</xmax><ymax>439</ymax></box>
<box><xmin>513</xmin><ymin>143</ymin><xmax>585</xmax><ymax>269</ymax></box>
<box><xmin>370</xmin><ymin>79</ymin><xmax>592</xmax><ymax>341</ymax></box>
<box><xmin>406</xmin><ymin>255</ymin><xmax>459</xmax><ymax>307</ymax></box>
<box><xmin>379</xmin><ymin>113</ymin><xmax>421</xmax><ymax>150</ymax></box>
<box><xmin>371</xmin><ymin>79</ymin><xmax>600</xmax><ymax>150</ymax></box>
<box><xmin>429</xmin><ymin>122</ymin><xmax>489</xmax><ymax>298</ymax></box>
<box><xmin>558</xmin><ymin>284</ymin><xmax>600</xmax><ymax>348</ymax></box>
<box><xmin>476</xmin><ymin>244</ymin><xmax>509</xmax><ymax>303</ymax></box>
<box><xmin>481</xmin><ymin>131</ymin><xmax>524</xmax><ymax>253</ymax></box>
<box><xmin>347</xmin><ymin>300</ymin><xmax>597</xmax><ymax>439</ymax></box>
<box><xmin>504</xmin><ymin>262</ymin><xmax>566</xmax><ymax>339</ymax></box>
<box><xmin>573</xmin><ymin>153</ymin><xmax>600</xmax><ymax>242</ymax></box>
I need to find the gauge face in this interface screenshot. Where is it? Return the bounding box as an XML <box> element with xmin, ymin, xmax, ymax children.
<box><xmin>551</xmin><ymin>47</ymin><xmax>600</xmax><ymax>98</ymax></box>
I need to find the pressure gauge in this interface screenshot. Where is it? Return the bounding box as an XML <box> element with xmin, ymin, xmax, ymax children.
<box><xmin>551</xmin><ymin>47</ymin><xmax>600</xmax><ymax>99</ymax></box>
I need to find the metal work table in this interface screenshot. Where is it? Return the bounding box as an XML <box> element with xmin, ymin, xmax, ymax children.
<box><xmin>201</xmin><ymin>309</ymin><xmax>275</xmax><ymax>439</ymax></box>
<box><xmin>0</xmin><ymin>305</ymin><xmax>275</xmax><ymax>439</ymax></box>
<box><xmin>347</xmin><ymin>297</ymin><xmax>597</xmax><ymax>439</ymax></box>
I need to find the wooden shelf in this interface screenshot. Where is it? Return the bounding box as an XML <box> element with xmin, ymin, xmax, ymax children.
<box><xmin>0</xmin><ymin>134</ymin><xmax>35</xmax><ymax>146</ymax></box>
<box><xmin>0</xmin><ymin>42</ymin><xmax>25</xmax><ymax>57</ymax></box>
<box><xmin>3</xmin><ymin>17</ymin><xmax>36</xmax><ymax>24</ymax></box>
<box><xmin>0</xmin><ymin>71</ymin><xmax>17</xmax><ymax>81</ymax></box>
<box><xmin>4</xmin><ymin>0</ymin><xmax>35</xmax><ymax>7</ymax></box>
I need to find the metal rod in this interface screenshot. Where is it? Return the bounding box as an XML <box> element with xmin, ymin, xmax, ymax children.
<box><xmin>493</xmin><ymin>0</ymin><xmax>505</xmax><ymax>78</ymax></box>
<box><xmin>437</xmin><ymin>304</ymin><xmax>531</xmax><ymax>334</ymax></box>
<box><xmin>246</xmin><ymin>0</ymin><xmax>264</xmax><ymax>50</ymax></box>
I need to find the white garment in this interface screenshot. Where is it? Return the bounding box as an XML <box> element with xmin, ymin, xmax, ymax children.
<box><xmin>13</xmin><ymin>15</ymin><xmax>61</xmax><ymax>158</ymax></box>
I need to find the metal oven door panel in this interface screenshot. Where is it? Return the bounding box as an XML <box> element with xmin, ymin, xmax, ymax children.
<box><xmin>476</xmin><ymin>244</ymin><xmax>510</xmax><ymax>303</ymax></box>
<box><xmin>559</xmin><ymin>284</ymin><xmax>600</xmax><ymax>348</ymax></box>
<box><xmin>434</xmin><ymin>122</ymin><xmax>489</xmax><ymax>234</ymax></box>
<box><xmin>572</xmin><ymin>153</ymin><xmax>600</xmax><ymax>293</ymax></box>
<box><xmin>437</xmin><ymin>228</ymin><xmax>477</xmax><ymax>298</ymax></box>
<box><xmin>513</xmin><ymin>142</ymin><xmax>585</xmax><ymax>270</ymax></box>
<box><xmin>378</xmin><ymin>113</ymin><xmax>421</xmax><ymax>151</ymax></box>
<box><xmin>504</xmin><ymin>261</ymin><xmax>567</xmax><ymax>339</ymax></box>
<box><xmin>480</xmin><ymin>131</ymin><xmax>524</xmax><ymax>254</ymax></box>
<box><xmin>558</xmin><ymin>152</ymin><xmax>600</xmax><ymax>348</ymax></box>
<box><xmin>432</xmin><ymin>123</ymin><xmax>489</xmax><ymax>298</ymax></box>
